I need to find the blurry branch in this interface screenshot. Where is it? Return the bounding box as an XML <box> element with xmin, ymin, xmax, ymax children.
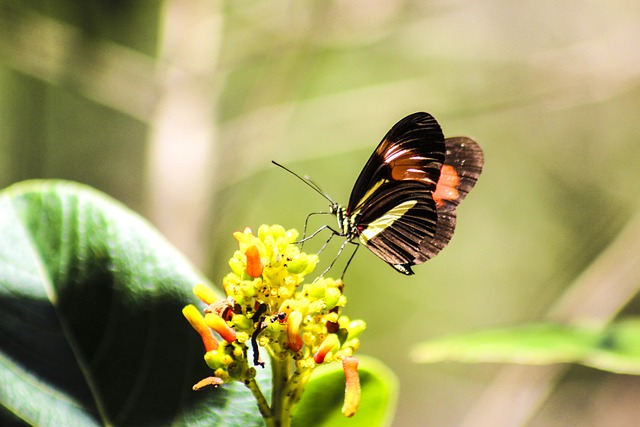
<box><xmin>461</xmin><ymin>213</ymin><xmax>640</xmax><ymax>427</ymax></box>
<box><xmin>0</xmin><ymin>5</ymin><xmax>157</xmax><ymax>122</ymax></box>
<box><xmin>145</xmin><ymin>0</ymin><xmax>222</xmax><ymax>268</ymax></box>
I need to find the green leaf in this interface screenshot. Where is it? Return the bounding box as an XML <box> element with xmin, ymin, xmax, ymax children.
<box><xmin>0</xmin><ymin>180</ymin><xmax>268</xmax><ymax>426</ymax></box>
<box><xmin>411</xmin><ymin>319</ymin><xmax>640</xmax><ymax>375</ymax></box>
<box><xmin>292</xmin><ymin>355</ymin><xmax>398</xmax><ymax>427</ymax></box>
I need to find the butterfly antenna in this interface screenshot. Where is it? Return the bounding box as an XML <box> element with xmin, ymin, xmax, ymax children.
<box><xmin>271</xmin><ymin>161</ymin><xmax>335</xmax><ymax>204</ymax></box>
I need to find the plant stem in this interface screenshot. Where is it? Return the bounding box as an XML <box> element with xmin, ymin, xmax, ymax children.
<box><xmin>270</xmin><ymin>353</ymin><xmax>292</xmax><ymax>427</ymax></box>
<box><xmin>245</xmin><ymin>378</ymin><xmax>272</xmax><ymax>424</ymax></box>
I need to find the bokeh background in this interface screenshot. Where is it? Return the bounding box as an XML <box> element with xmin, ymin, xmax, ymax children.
<box><xmin>2</xmin><ymin>1</ymin><xmax>640</xmax><ymax>426</ymax></box>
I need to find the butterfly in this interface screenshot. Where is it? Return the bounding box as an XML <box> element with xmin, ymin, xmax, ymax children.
<box><xmin>274</xmin><ymin>111</ymin><xmax>484</xmax><ymax>275</ymax></box>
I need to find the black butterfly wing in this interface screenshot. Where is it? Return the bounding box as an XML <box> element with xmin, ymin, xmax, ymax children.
<box><xmin>347</xmin><ymin>112</ymin><xmax>445</xmax><ymax>215</ymax></box>
<box><xmin>351</xmin><ymin>180</ymin><xmax>438</xmax><ymax>275</ymax></box>
<box><xmin>344</xmin><ymin>112</ymin><xmax>445</xmax><ymax>275</ymax></box>
<box><xmin>416</xmin><ymin>137</ymin><xmax>484</xmax><ymax>262</ymax></box>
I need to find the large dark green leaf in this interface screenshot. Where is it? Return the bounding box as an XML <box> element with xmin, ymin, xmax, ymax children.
<box><xmin>0</xmin><ymin>180</ymin><xmax>268</xmax><ymax>426</ymax></box>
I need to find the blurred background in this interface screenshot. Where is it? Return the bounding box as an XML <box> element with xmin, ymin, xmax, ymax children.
<box><xmin>2</xmin><ymin>0</ymin><xmax>640</xmax><ymax>425</ymax></box>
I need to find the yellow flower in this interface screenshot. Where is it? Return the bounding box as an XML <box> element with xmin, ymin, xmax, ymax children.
<box><xmin>183</xmin><ymin>224</ymin><xmax>366</xmax><ymax>419</ymax></box>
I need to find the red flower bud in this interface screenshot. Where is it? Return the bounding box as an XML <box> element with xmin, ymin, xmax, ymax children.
<box><xmin>245</xmin><ymin>245</ymin><xmax>263</xmax><ymax>278</ymax></box>
<box><xmin>286</xmin><ymin>310</ymin><xmax>303</xmax><ymax>352</ymax></box>
<box><xmin>313</xmin><ymin>334</ymin><xmax>338</xmax><ymax>364</ymax></box>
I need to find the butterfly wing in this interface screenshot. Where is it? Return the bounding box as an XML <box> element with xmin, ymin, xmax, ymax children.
<box><xmin>347</xmin><ymin>112</ymin><xmax>445</xmax><ymax>215</ymax></box>
<box><xmin>346</xmin><ymin>112</ymin><xmax>446</xmax><ymax>275</ymax></box>
<box><xmin>345</xmin><ymin>113</ymin><xmax>483</xmax><ymax>275</ymax></box>
<box><xmin>415</xmin><ymin>137</ymin><xmax>484</xmax><ymax>263</ymax></box>
<box><xmin>351</xmin><ymin>180</ymin><xmax>438</xmax><ymax>274</ymax></box>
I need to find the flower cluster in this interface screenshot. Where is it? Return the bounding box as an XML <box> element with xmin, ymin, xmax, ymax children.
<box><xmin>182</xmin><ymin>224</ymin><xmax>365</xmax><ymax>422</ymax></box>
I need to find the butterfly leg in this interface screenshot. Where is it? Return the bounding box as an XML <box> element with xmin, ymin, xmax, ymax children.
<box><xmin>340</xmin><ymin>241</ymin><xmax>360</xmax><ymax>280</ymax></box>
<box><xmin>296</xmin><ymin>224</ymin><xmax>330</xmax><ymax>244</ymax></box>
<box><xmin>301</xmin><ymin>212</ymin><xmax>319</xmax><ymax>248</ymax></box>
<box><xmin>316</xmin><ymin>231</ymin><xmax>334</xmax><ymax>256</ymax></box>
<box><xmin>297</xmin><ymin>211</ymin><xmax>332</xmax><ymax>248</ymax></box>
<box><xmin>318</xmin><ymin>236</ymin><xmax>355</xmax><ymax>278</ymax></box>
<box><xmin>296</xmin><ymin>224</ymin><xmax>341</xmax><ymax>244</ymax></box>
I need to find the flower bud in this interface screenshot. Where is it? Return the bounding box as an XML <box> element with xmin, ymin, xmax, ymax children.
<box><xmin>324</xmin><ymin>287</ymin><xmax>342</xmax><ymax>309</ymax></box>
<box><xmin>205</xmin><ymin>313</ymin><xmax>237</xmax><ymax>343</ymax></box>
<box><xmin>204</xmin><ymin>350</ymin><xmax>233</xmax><ymax>369</ymax></box>
<box><xmin>286</xmin><ymin>256</ymin><xmax>308</xmax><ymax>274</ymax></box>
<box><xmin>314</xmin><ymin>334</ymin><xmax>338</xmax><ymax>364</ymax></box>
<box><xmin>308</xmin><ymin>280</ymin><xmax>326</xmax><ymax>298</ymax></box>
<box><xmin>229</xmin><ymin>256</ymin><xmax>245</xmax><ymax>277</ymax></box>
<box><xmin>231</xmin><ymin>314</ymin><xmax>253</xmax><ymax>330</ymax></box>
<box><xmin>245</xmin><ymin>245</ymin><xmax>264</xmax><ymax>278</ymax></box>
<box><xmin>286</xmin><ymin>310</ymin><xmax>303</xmax><ymax>352</ymax></box>
<box><xmin>346</xmin><ymin>320</ymin><xmax>367</xmax><ymax>340</ymax></box>
<box><xmin>182</xmin><ymin>304</ymin><xmax>219</xmax><ymax>351</ymax></box>
<box><xmin>342</xmin><ymin>356</ymin><xmax>360</xmax><ymax>417</ymax></box>
<box><xmin>192</xmin><ymin>376</ymin><xmax>223</xmax><ymax>391</ymax></box>
<box><xmin>257</xmin><ymin>224</ymin><xmax>270</xmax><ymax>241</ymax></box>
<box><xmin>192</xmin><ymin>284</ymin><xmax>219</xmax><ymax>305</ymax></box>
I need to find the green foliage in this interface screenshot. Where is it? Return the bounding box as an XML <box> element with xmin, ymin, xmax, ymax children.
<box><xmin>412</xmin><ymin>320</ymin><xmax>640</xmax><ymax>375</ymax></box>
<box><xmin>0</xmin><ymin>180</ymin><xmax>396</xmax><ymax>426</ymax></box>
<box><xmin>293</xmin><ymin>356</ymin><xmax>397</xmax><ymax>427</ymax></box>
<box><xmin>0</xmin><ymin>180</ymin><xmax>266</xmax><ymax>426</ymax></box>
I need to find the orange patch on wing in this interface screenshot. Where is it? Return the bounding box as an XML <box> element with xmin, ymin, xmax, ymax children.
<box><xmin>391</xmin><ymin>164</ymin><xmax>430</xmax><ymax>181</ymax></box>
<box><xmin>433</xmin><ymin>165</ymin><xmax>460</xmax><ymax>207</ymax></box>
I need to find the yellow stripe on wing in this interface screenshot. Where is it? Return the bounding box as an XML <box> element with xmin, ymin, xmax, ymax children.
<box><xmin>359</xmin><ymin>200</ymin><xmax>417</xmax><ymax>244</ymax></box>
<box><xmin>354</xmin><ymin>179</ymin><xmax>388</xmax><ymax>211</ymax></box>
